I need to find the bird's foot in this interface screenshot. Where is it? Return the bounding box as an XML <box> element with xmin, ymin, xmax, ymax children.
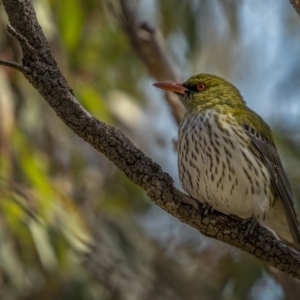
<box><xmin>202</xmin><ymin>202</ymin><xmax>214</xmax><ymax>216</ymax></box>
<box><xmin>229</xmin><ymin>215</ymin><xmax>257</xmax><ymax>236</ymax></box>
<box><xmin>243</xmin><ymin>217</ymin><xmax>258</xmax><ymax>236</ymax></box>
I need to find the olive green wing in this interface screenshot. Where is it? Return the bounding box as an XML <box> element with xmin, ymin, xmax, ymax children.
<box><xmin>243</xmin><ymin>124</ymin><xmax>300</xmax><ymax>247</ymax></box>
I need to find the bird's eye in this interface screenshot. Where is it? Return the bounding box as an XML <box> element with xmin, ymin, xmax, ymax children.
<box><xmin>196</xmin><ymin>83</ymin><xmax>206</xmax><ymax>91</ymax></box>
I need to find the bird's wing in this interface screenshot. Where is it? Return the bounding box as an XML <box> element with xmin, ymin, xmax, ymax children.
<box><xmin>242</xmin><ymin>124</ymin><xmax>300</xmax><ymax>246</ymax></box>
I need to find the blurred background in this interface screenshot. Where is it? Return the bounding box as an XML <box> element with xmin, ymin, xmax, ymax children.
<box><xmin>1</xmin><ymin>0</ymin><xmax>300</xmax><ymax>299</ymax></box>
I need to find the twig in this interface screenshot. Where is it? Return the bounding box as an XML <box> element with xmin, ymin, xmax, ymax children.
<box><xmin>291</xmin><ymin>0</ymin><xmax>300</xmax><ymax>15</ymax></box>
<box><xmin>6</xmin><ymin>25</ymin><xmax>39</xmax><ymax>60</ymax></box>
<box><xmin>0</xmin><ymin>59</ymin><xmax>31</xmax><ymax>73</ymax></box>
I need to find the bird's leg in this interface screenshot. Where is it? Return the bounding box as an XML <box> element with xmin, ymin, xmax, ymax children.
<box><xmin>202</xmin><ymin>202</ymin><xmax>214</xmax><ymax>216</ymax></box>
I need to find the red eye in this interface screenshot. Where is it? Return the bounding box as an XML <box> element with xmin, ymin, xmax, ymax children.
<box><xmin>197</xmin><ymin>83</ymin><xmax>206</xmax><ymax>91</ymax></box>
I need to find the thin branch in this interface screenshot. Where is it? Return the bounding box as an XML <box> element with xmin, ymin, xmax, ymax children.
<box><xmin>115</xmin><ymin>0</ymin><xmax>185</xmax><ymax>125</ymax></box>
<box><xmin>6</xmin><ymin>25</ymin><xmax>39</xmax><ymax>60</ymax></box>
<box><xmin>1</xmin><ymin>0</ymin><xmax>300</xmax><ymax>280</ymax></box>
<box><xmin>267</xmin><ymin>266</ymin><xmax>300</xmax><ymax>300</ymax></box>
<box><xmin>291</xmin><ymin>0</ymin><xmax>300</xmax><ymax>15</ymax></box>
<box><xmin>0</xmin><ymin>58</ymin><xmax>30</xmax><ymax>73</ymax></box>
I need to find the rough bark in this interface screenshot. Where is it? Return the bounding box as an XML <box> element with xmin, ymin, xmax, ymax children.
<box><xmin>1</xmin><ymin>0</ymin><xmax>300</xmax><ymax>280</ymax></box>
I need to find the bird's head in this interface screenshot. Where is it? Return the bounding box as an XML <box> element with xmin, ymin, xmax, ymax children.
<box><xmin>153</xmin><ymin>73</ymin><xmax>245</xmax><ymax>113</ymax></box>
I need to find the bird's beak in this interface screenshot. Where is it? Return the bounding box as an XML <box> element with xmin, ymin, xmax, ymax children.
<box><xmin>153</xmin><ymin>81</ymin><xmax>188</xmax><ymax>95</ymax></box>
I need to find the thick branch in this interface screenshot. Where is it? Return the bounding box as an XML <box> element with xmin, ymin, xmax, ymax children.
<box><xmin>1</xmin><ymin>0</ymin><xmax>300</xmax><ymax>279</ymax></box>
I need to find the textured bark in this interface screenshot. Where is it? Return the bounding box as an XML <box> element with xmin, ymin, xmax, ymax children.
<box><xmin>1</xmin><ymin>0</ymin><xmax>300</xmax><ymax>279</ymax></box>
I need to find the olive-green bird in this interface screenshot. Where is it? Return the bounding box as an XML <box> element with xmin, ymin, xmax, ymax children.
<box><xmin>154</xmin><ymin>74</ymin><xmax>300</xmax><ymax>249</ymax></box>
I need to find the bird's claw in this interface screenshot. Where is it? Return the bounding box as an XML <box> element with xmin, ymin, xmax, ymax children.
<box><xmin>243</xmin><ymin>217</ymin><xmax>257</xmax><ymax>236</ymax></box>
<box><xmin>229</xmin><ymin>215</ymin><xmax>258</xmax><ymax>236</ymax></box>
<box><xmin>202</xmin><ymin>202</ymin><xmax>214</xmax><ymax>215</ymax></box>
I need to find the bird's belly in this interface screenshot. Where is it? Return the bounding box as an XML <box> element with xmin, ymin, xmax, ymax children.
<box><xmin>178</xmin><ymin>114</ymin><xmax>272</xmax><ymax>220</ymax></box>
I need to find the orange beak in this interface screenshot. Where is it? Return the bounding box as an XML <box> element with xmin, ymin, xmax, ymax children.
<box><xmin>153</xmin><ymin>82</ymin><xmax>188</xmax><ymax>95</ymax></box>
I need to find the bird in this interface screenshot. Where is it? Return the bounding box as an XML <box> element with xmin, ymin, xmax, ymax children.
<box><xmin>153</xmin><ymin>73</ymin><xmax>300</xmax><ymax>249</ymax></box>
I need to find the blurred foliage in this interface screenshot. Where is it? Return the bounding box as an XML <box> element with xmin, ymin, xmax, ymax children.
<box><xmin>1</xmin><ymin>0</ymin><xmax>300</xmax><ymax>299</ymax></box>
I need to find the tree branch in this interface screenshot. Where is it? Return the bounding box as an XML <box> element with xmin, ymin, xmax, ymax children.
<box><xmin>0</xmin><ymin>58</ymin><xmax>30</xmax><ymax>73</ymax></box>
<box><xmin>291</xmin><ymin>0</ymin><xmax>300</xmax><ymax>15</ymax></box>
<box><xmin>115</xmin><ymin>0</ymin><xmax>185</xmax><ymax>125</ymax></box>
<box><xmin>1</xmin><ymin>0</ymin><xmax>300</xmax><ymax>279</ymax></box>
